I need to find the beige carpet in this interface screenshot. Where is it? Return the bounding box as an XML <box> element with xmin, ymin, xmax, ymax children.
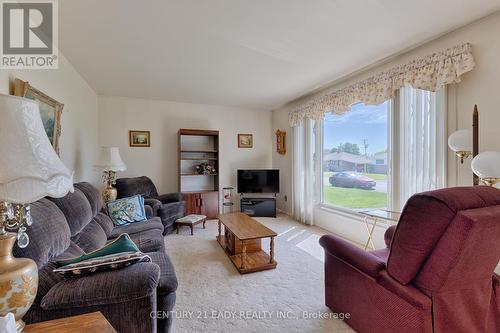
<box><xmin>165</xmin><ymin>214</ymin><xmax>353</xmax><ymax>333</ymax></box>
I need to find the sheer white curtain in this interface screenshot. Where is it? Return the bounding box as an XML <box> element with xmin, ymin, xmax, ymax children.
<box><xmin>292</xmin><ymin>119</ymin><xmax>316</xmax><ymax>225</ymax></box>
<box><xmin>395</xmin><ymin>86</ymin><xmax>446</xmax><ymax>209</ymax></box>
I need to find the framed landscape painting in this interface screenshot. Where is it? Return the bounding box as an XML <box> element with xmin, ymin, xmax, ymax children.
<box><xmin>238</xmin><ymin>133</ymin><xmax>253</xmax><ymax>148</ymax></box>
<box><xmin>129</xmin><ymin>130</ymin><xmax>151</xmax><ymax>147</ymax></box>
<box><xmin>14</xmin><ymin>78</ymin><xmax>64</xmax><ymax>154</ymax></box>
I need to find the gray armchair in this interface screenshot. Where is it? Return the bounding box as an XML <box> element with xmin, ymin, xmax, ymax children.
<box><xmin>115</xmin><ymin>176</ymin><xmax>185</xmax><ymax>234</ymax></box>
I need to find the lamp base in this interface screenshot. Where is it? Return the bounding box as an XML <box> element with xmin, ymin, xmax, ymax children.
<box><xmin>0</xmin><ymin>233</ymin><xmax>38</xmax><ymax>333</ymax></box>
<box><xmin>481</xmin><ymin>177</ymin><xmax>500</xmax><ymax>187</ymax></box>
<box><xmin>103</xmin><ymin>185</ymin><xmax>117</xmax><ymax>203</ymax></box>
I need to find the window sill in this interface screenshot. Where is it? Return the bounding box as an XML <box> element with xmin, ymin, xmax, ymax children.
<box><xmin>317</xmin><ymin>203</ymin><xmax>392</xmax><ymax>229</ymax></box>
<box><xmin>318</xmin><ymin>203</ymin><xmax>363</xmax><ymax>219</ymax></box>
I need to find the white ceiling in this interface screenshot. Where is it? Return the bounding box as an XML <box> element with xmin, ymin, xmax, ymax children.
<box><xmin>59</xmin><ymin>0</ymin><xmax>500</xmax><ymax>110</ymax></box>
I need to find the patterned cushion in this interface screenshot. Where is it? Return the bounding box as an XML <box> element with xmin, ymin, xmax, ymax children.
<box><xmin>176</xmin><ymin>214</ymin><xmax>206</xmax><ymax>224</ymax></box>
<box><xmin>53</xmin><ymin>252</ymin><xmax>151</xmax><ymax>278</ymax></box>
<box><xmin>106</xmin><ymin>195</ymin><xmax>147</xmax><ymax>226</ymax></box>
<box><xmin>57</xmin><ymin>233</ymin><xmax>139</xmax><ymax>266</ymax></box>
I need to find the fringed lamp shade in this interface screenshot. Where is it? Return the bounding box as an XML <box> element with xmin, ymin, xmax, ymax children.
<box><xmin>0</xmin><ymin>94</ymin><xmax>74</xmax><ymax>204</ymax></box>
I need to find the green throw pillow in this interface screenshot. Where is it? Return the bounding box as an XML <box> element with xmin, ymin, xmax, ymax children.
<box><xmin>57</xmin><ymin>233</ymin><xmax>139</xmax><ymax>266</ymax></box>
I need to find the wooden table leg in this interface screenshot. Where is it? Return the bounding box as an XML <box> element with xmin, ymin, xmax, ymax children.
<box><xmin>190</xmin><ymin>225</ymin><xmax>194</xmax><ymax>235</ymax></box>
<box><xmin>203</xmin><ymin>219</ymin><xmax>206</xmax><ymax>229</ymax></box>
<box><xmin>218</xmin><ymin>220</ymin><xmax>221</xmax><ymax>239</ymax></box>
<box><xmin>240</xmin><ymin>241</ymin><xmax>246</xmax><ymax>270</ymax></box>
<box><xmin>270</xmin><ymin>236</ymin><xmax>275</xmax><ymax>264</ymax></box>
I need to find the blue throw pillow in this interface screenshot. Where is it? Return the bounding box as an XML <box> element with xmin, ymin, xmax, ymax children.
<box><xmin>106</xmin><ymin>195</ymin><xmax>147</xmax><ymax>226</ymax></box>
<box><xmin>57</xmin><ymin>233</ymin><xmax>139</xmax><ymax>266</ymax></box>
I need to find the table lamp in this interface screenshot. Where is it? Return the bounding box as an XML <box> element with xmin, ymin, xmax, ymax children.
<box><xmin>471</xmin><ymin>151</ymin><xmax>500</xmax><ymax>187</ymax></box>
<box><xmin>0</xmin><ymin>94</ymin><xmax>74</xmax><ymax>332</ymax></box>
<box><xmin>94</xmin><ymin>147</ymin><xmax>126</xmax><ymax>202</ymax></box>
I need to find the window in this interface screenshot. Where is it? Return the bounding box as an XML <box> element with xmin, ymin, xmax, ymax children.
<box><xmin>322</xmin><ymin>102</ymin><xmax>390</xmax><ymax>211</ymax></box>
<box><xmin>319</xmin><ymin>87</ymin><xmax>445</xmax><ymax>214</ymax></box>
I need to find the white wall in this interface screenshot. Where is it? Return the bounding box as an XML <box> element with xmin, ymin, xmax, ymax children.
<box><xmin>98</xmin><ymin>96</ymin><xmax>273</xmax><ymax>204</ymax></box>
<box><xmin>0</xmin><ymin>54</ymin><xmax>100</xmax><ymax>185</ymax></box>
<box><xmin>272</xmin><ymin>12</ymin><xmax>500</xmax><ymax>247</ymax></box>
<box><xmin>272</xmin><ymin>105</ymin><xmax>293</xmax><ymax>215</ymax></box>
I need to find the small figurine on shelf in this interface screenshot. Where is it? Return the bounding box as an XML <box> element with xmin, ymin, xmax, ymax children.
<box><xmin>195</xmin><ymin>163</ymin><xmax>216</xmax><ymax>175</ymax></box>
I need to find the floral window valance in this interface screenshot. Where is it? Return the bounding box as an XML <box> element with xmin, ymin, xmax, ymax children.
<box><xmin>289</xmin><ymin>43</ymin><xmax>475</xmax><ymax>127</ymax></box>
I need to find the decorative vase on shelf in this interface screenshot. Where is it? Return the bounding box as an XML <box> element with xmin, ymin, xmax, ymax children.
<box><xmin>0</xmin><ymin>233</ymin><xmax>38</xmax><ymax>332</ymax></box>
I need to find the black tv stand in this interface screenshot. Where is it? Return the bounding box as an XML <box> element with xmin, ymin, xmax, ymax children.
<box><xmin>240</xmin><ymin>197</ymin><xmax>276</xmax><ymax>218</ymax></box>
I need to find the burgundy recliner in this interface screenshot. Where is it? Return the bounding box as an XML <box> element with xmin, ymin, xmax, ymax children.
<box><xmin>319</xmin><ymin>186</ymin><xmax>500</xmax><ymax>333</ymax></box>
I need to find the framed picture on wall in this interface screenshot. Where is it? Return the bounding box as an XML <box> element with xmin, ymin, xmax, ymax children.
<box><xmin>14</xmin><ymin>78</ymin><xmax>64</xmax><ymax>155</ymax></box>
<box><xmin>238</xmin><ymin>133</ymin><xmax>253</xmax><ymax>148</ymax></box>
<box><xmin>129</xmin><ymin>130</ymin><xmax>151</xmax><ymax>147</ymax></box>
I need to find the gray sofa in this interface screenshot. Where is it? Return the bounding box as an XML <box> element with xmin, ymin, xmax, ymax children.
<box><xmin>13</xmin><ymin>182</ymin><xmax>177</xmax><ymax>333</ymax></box>
<box><xmin>115</xmin><ymin>176</ymin><xmax>185</xmax><ymax>235</ymax></box>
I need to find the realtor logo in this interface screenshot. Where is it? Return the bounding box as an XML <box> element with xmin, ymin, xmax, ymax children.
<box><xmin>1</xmin><ymin>0</ymin><xmax>58</xmax><ymax>69</ymax></box>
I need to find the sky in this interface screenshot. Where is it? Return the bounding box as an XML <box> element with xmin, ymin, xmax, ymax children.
<box><xmin>323</xmin><ymin>101</ymin><xmax>388</xmax><ymax>155</ymax></box>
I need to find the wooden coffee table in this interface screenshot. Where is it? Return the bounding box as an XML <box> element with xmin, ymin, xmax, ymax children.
<box><xmin>216</xmin><ymin>212</ymin><xmax>277</xmax><ymax>274</ymax></box>
<box><xmin>25</xmin><ymin>312</ymin><xmax>116</xmax><ymax>332</ymax></box>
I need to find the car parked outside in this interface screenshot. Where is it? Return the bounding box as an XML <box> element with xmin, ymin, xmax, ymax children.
<box><xmin>329</xmin><ymin>172</ymin><xmax>376</xmax><ymax>189</ymax></box>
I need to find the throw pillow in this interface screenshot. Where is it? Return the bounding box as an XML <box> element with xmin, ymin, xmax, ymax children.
<box><xmin>106</xmin><ymin>195</ymin><xmax>147</xmax><ymax>226</ymax></box>
<box><xmin>54</xmin><ymin>252</ymin><xmax>151</xmax><ymax>278</ymax></box>
<box><xmin>57</xmin><ymin>233</ymin><xmax>139</xmax><ymax>266</ymax></box>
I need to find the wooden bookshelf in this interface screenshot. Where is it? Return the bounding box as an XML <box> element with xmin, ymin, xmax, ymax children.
<box><xmin>178</xmin><ymin>129</ymin><xmax>220</xmax><ymax>219</ymax></box>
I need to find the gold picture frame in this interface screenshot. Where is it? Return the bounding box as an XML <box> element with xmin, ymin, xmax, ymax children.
<box><xmin>129</xmin><ymin>130</ymin><xmax>151</xmax><ymax>147</ymax></box>
<box><xmin>276</xmin><ymin>130</ymin><xmax>286</xmax><ymax>155</ymax></box>
<box><xmin>238</xmin><ymin>133</ymin><xmax>253</xmax><ymax>148</ymax></box>
<box><xmin>14</xmin><ymin>78</ymin><xmax>64</xmax><ymax>154</ymax></box>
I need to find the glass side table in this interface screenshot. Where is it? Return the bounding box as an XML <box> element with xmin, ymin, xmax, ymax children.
<box><xmin>359</xmin><ymin>209</ymin><xmax>401</xmax><ymax>250</ymax></box>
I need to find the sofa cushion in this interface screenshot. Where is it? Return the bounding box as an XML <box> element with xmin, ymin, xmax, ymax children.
<box><xmin>49</xmin><ymin>189</ymin><xmax>93</xmax><ymax>237</ymax></box>
<box><xmin>128</xmin><ymin>229</ymin><xmax>165</xmax><ymax>253</ymax></box>
<box><xmin>74</xmin><ymin>182</ymin><xmax>103</xmax><ymax>216</ymax></box>
<box><xmin>41</xmin><ymin>262</ymin><xmax>160</xmax><ymax>310</ymax></box>
<box><xmin>72</xmin><ymin>220</ymin><xmax>108</xmax><ymax>253</ymax></box>
<box><xmin>106</xmin><ymin>195</ymin><xmax>147</xmax><ymax>226</ymax></box>
<box><xmin>13</xmin><ymin>198</ymin><xmax>71</xmax><ymax>269</ymax></box>
<box><xmin>93</xmin><ymin>212</ymin><xmax>114</xmax><ymax>237</ymax></box>
<box><xmin>109</xmin><ymin>217</ymin><xmax>164</xmax><ymax>238</ymax></box>
<box><xmin>146</xmin><ymin>251</ymin><xmax>178</xmax><ymax>294</ymax></box>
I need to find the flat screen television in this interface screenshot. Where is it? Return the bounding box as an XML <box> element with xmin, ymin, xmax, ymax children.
<box><xmin>237</xmin><ymin>169</ymin><xmax>279</xmax><ymax>193</ymax></box>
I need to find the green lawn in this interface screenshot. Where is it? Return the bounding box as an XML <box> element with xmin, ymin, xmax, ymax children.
<box><xmin>323</xmin><ymin>186</ymin><xmax>387</xmax><ymax>209</ymax></box>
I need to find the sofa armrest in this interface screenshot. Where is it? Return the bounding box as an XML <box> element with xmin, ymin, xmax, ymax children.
<box><xmin>157</xmin><ymin>192</ymin><xmax>184</xmax><ymax>204</ymax></box>
<box><xmin>158</xmin><ymin>201</ymin><xmax>185</xmax><ymax>220</ymax></box>
<box><xmin>144</xmin><ymin>205</ymin><xmax>153</xmax><ymax>219</ymax></box>
<box><xmin>384</xmin><ymin>225</ymin><xmax>397</xmax><ymax>248</ymax></box>
<box><xmin>378</xmin><ymin>271</ymin><xmax>431</xmax><ymax>310</ymax></box>
<box><xmin>144</xmin><ymin>198</ymin><xmax>162</xmax><ymax>216</ymax></box>
<box><xmin>41</xmin><ymin>262</ymin><xmax>160</xmax><ymax>310</ymax></box>
<box><xmin>319</xmin><ymin>234</ymin><xmax>386</xmax><ymax>278</ymax></box>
